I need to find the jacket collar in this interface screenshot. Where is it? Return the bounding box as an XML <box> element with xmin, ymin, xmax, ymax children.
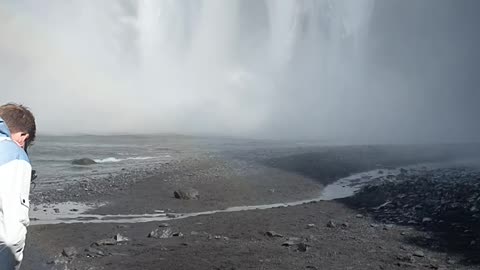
<box><xmin>0</xmin><ymin>117</ymin><xmax>12</xmax><ymax>139</ymax></box>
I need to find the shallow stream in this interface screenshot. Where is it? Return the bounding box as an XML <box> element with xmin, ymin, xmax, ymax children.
<box><xmin>30</xmin><ymin>168</ymin><xmax>399</xmax><ymax>225</ymax></box>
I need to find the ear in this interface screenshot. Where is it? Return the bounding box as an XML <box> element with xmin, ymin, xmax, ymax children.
<box><xmin>11</xmin><ymin>132</ymin><xmax>30</xmax><ymax>149</ymax></box>
<box><xmin>20</xmin><ymin>133</ymin><xmax>30</xmax><ymax>144</ymax></box>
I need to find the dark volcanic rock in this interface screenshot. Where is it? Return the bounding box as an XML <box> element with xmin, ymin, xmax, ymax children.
<box><xmin>346</xmin><ymin>167</ymin><xmax>480</xmax><ymax>262</ymax></box>
<box><xmin>62</xmin><ymin>247</ymin><xmax>77</xmax><ymax>258</ymax></box>
<box><xmin>172</xmin><ymin>232</ymin><xmax>184</xmax><ymax>237</ymax></box>
<box><xmin>174</xmin><ymin>188</ymin><xmax>199</xmax><ymax>200</ymax></box>
<box><xmin>265</xmin><ymin>231</ymin><xmax>283</xmax><ymax>237</ymax></box>
<box><xmin>94</xmin><ymin>238</ymin><xmax>117</xmax><ymax>246</ymax></box>
<box><xmin>72</xmin><ymin>158</ymin><xmax>97</xmax><ymax>166</ymax></box>
<box><xmin>326</xmin><ymin>220</ymin><xmax>336</xmax><ymax>228</ymax></box>
<box><xmin>296</xmin><ymin>242</ymin><xmax>310</xmax><ymax>252</ymax></box>
<box><xmin>85</xmin><ymin>247</ymin><xmax>105</xmax><ymax>257</ymax></box>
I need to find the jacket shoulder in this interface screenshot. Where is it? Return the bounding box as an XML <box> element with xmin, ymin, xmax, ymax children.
<box><xmin>0</xmin><ymin>140</ymin><xmax>29</xmax><ymax>166</ymax></box>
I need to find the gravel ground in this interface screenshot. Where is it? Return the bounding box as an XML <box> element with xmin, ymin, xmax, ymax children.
<box><xmin>22</xmin><ymin>144</ymin><xmax>480</xmax><ymax>270</ymax></box>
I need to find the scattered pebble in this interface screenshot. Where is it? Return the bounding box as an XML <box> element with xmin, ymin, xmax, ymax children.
<box><xmin>413</xmin><ymin>250</ymin><xmax>425</xmax><ymax>257</ymax></box>
<box><xmin>62</xmin><ymin>247</ymin><xmax>77</xmax><ymax>258</ymax></box>
<box><xmin>265</xmin><ymin>231</ymin><xmax>283</xmax><ymax>237</ymax></box>
<box><xmin>296</xmin><ymin>242</ymin><xmax>309</xmax><ymax>252</ymax></box>
<box><xmin>282</xmin><ymin>241</ymin><xmax>295</xmax><ymax>247</ymax></box>
<box><xmin>326</xmin><ymin>220</ymin><xmax>336</xmax><ymax>228</ymax></box>
<box><xmin>85</xmin><ymin>247</ymin><xmax>105</xmax><ymax>257</ymax></box>
<box><xmin>383</xmin><ymin>224</ymin><xmax>394</xmax><ymax>230</ymax></box>
<box><xmin>94</xmin><ymin>238</ymin><xmax>117</xmax><ymax>246</ymax></box>
<box><xmin>148</xmin><ymin>228</ymin><xmax>173</xmax><ymax>239</ymax></box>
<box><xmin>114</xmin><ymin>233</ymin><xmax>129</xmax><ymax>243</ymax></box>
<box><xmin>422</xmin><ymin>217</ymin><xmax>432</xmax><ymax>223</ymax></box>
<box><xmin>47</xmin><ymin>258</ymin><xmax>69</xmax><ymax>265</ymax></box>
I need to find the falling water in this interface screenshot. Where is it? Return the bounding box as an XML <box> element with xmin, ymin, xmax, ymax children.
<box><xmin>0</xmin><ymin>0</ymin><xmax>374</xmax><ymax>135</ymax></box>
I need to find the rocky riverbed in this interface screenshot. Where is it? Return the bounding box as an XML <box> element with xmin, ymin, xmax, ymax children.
<box><xmin>22</xmin><ymin>144</ymin><xmax>480</xmax><ymax>270</ymax></box>
<box><xmin>345</xmin><ymin>166</ymin><xmax>480</xmax><ymax>264</ymax></box>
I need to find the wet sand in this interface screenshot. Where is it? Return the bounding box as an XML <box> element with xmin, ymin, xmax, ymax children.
<box><xmin>22</xmin><ymin>144</ymin><xmax>479</xmax><ymax>270</ymax></box>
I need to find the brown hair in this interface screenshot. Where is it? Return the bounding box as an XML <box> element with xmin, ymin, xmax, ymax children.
<box><xmin>0</xmin><ymin>103</ymin><xmax>36</xmax><ymax>144</ymax></box>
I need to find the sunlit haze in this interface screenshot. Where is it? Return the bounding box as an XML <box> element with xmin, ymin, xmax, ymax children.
<box><xmin>1</xmin><ymin>0</ymin><xmax>478</xmax><ymax>143</ymax></box>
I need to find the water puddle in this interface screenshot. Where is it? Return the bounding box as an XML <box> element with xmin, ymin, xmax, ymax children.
<box><xmin>30</xmin><ymin>168</ymin><xmax>402</xmax><ymax>225</ymax></box>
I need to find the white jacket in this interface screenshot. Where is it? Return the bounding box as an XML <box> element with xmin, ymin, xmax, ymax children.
<box><xmin>0</xmin><ymin>118</ymin><xmax>31</xmax><ymax>269</ymax></box>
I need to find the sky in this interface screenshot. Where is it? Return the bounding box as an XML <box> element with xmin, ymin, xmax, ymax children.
<box><xmin>0</xmin><ymin>0</ymin><xmax>479</xmax><ymax>144</ymax></box>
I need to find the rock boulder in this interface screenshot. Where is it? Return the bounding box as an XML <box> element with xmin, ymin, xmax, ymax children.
<box><xmin>174</xmin><ymin>188</ymin><xmax>199</xmax><ymax>200</ymax></box>
<box><xmin>72</xmin><ymin>158</ymin><xmax>97</xmax><ymax>166</ymax></box>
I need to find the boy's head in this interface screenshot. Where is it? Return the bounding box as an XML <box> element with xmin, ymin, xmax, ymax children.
<box><xmin>0</xmin><ymin>103</ymin><xmax>36</xmax><ymax>151</ymax></box>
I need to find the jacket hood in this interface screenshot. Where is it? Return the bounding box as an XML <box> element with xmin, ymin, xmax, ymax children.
<box><xmin>0</xmin><ymin>117</ymin><xmax>11</xmax><ymax>138</ymax></box>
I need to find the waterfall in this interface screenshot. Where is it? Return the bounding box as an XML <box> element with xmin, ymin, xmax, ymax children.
<box><xmin>0</xmin><ymin>0</ymin><xmax>374</xmax><ymax>135</ymax></box>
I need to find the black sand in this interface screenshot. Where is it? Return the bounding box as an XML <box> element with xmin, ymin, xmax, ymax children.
<box><xmin>23</xmin><ymin>144</ymin><xmax>480</xmax><ymax>270</ymax></box>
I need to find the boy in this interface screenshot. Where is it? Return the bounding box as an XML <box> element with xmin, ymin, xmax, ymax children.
<box><xmin>0</xmin><ymin>103</ymin><xmax>36</xmax><ymax>269</ymax></box>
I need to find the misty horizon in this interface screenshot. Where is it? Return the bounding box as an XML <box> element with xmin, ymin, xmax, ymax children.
<box><xmin>1</xmin><ymin>0</ymin><xmax>479</xmax><ymax>144</ymax></box>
